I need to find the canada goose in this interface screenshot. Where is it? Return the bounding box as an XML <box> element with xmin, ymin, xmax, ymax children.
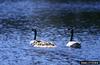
<box><xmin>66</xmin><ymin>28</ymin><xmax>81</xmax><ymax>48</ymax></box>
<box><xmin>30</xmin><ymin>29</ymin><xmax>56</xmax><ymax>48</ymax></box>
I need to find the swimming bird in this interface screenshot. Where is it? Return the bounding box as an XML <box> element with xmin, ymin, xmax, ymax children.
<box><xmin>66</xmin><ymin>28</ymin><xmax>81</xmax><ymax>48</ymax></box>
<box><xmin>30</xmin><ymin>29</ymin><xmax>56</xmax><ymax>48</ymax></box>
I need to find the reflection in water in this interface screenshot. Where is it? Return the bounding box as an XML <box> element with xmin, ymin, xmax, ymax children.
<box><xmin>0</xmin><ymin>1</ymin><xmax>100</xmax><ymax>65</ymax></box>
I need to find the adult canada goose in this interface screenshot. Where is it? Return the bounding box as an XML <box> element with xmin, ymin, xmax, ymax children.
<box><xmin>66</xmin><ymin>28</ymin><xmax>81</xmax><ymax>48</ymax></box>
<box><xmin>30</xmin><ymin>29</ymin><xmax>56</xmax><ymax>48</ymax></box>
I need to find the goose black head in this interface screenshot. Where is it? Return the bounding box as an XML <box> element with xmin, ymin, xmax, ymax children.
<box><xmin>32</xmin><ymin>29</ymin><xmax>36</xmax><ymax>32</ymax></box>
<box><xmin>69</xmin><ymin>28</ymin><xmax>74</xmax><ymax>41</ymax></box>
<box><xmin>32</xmin><ymin>29</ymin><xmax>37</xmax><ymax>40</ymax></box>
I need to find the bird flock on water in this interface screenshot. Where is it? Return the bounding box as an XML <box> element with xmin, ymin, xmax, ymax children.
<box><xmin>30</xmin><ymin>28</ymin><xmax>81</xmax><ymax>49</ymax></box>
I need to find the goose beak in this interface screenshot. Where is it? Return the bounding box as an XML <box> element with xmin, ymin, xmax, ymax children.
<box><xmin>32</xmin><ymin>29</ymin><xmax>36</xmax><ymax>31</ymax></box>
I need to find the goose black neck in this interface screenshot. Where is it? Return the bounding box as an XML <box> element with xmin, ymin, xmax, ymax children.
<box><xmin>70</xmin><ymin>29</ymin><xmax>74</xmax><ymax>41</ymax></box>
<box><xmin>33</xmin><ymin>29</ymin><xmax>37</xmax><ymax>40</ymax></box>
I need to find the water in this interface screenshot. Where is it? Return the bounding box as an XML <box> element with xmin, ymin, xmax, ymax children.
<box><xmin>0</xmin><ymin>0</ymin><xmax>100</xmax><ymax>65</ymax></box>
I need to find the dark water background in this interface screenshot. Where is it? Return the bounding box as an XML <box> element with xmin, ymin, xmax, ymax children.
<box><xmin>0</xmin><ymin>0</ymin><xmax>100</xmax><ymax>65</ymax></box>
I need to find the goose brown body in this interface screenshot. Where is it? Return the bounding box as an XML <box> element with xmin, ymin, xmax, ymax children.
<box><xmin>30</xmin><ymin>40</ymin><xmax>56</xmax><ymax>48</ymax></box>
